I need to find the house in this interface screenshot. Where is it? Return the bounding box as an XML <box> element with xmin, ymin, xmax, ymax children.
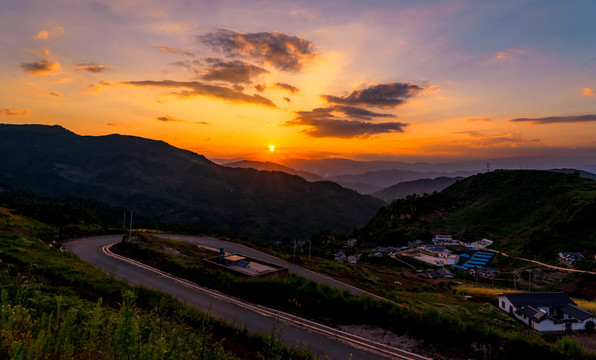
<box><xmin>427</xmin><ymin>267</ymin><xmax>454</xmax><ymax>279</ymax></box>
<box><xmin>498</xmin><ymin>292</ymin><xmax>595</xmax><ymax>334</ymax></box>
<box><xmin>469</xmin><ymin>266</ymin><xmax>500</xmax><ymax>277</ymax></box>
<box><xmin>558</xmin><ymin>251</ymin><xmax>584</xmax><ymax>265</ymax></box>
<box><xmin>343</xmin><ymin>239</ymin><xmax>357</xmax><ymax>248</ymax></box>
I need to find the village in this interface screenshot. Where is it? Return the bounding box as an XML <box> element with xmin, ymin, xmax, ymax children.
<box><xmin>333</xmin><ymin>234</ymin><xmax>596</xmax><ymax>334</ymax></box>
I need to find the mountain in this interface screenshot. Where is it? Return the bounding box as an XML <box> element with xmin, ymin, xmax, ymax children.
<box><xmin>361</xmin><ymin>170</ymin><xmax>596</xmax><ymax>257</ymax></box>
<box><xmin>0</xmin><ymin>124</ymin><xmax>383</xmax><ymax>240</ymax></box>
<box><xmin>372</xmin><ymin>177</ymin><xmax>465</xmax><ymax>203</ymax></box>
<box><xmin>224</xmin><ymin>160</ymin><xmax>325</xmax><ymax>182</ymax></box>
<box><xmin>550</xmin><ymin>168</ymin><xmax>596</xmax><ymax>181</ymax></box>
<box><xmin>330</xmin><ymin>169</ymin><xmax>479</xmax><ymax>194</ymax></box>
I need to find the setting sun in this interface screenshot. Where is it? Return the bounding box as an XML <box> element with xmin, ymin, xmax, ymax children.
<box><xmin>269</xmin><ymin>145</ymin><xmax>275</xmax><ymax>152</ymax></box>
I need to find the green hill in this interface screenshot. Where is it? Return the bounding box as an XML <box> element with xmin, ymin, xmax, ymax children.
<box><xmin>0</xmin><ymin>124</ymin><xmax>383</xmax><ymax>240</ymax></box>
<box><xmin>362</xmin><ymin>170</ymin><xmax>596</xmax><ymax>259</ymax></box>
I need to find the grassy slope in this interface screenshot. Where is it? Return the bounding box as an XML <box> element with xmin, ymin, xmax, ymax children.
<box><xmin>362</xmin><ymin>170</ymin><xmax>596</xmax><ymax>259</ymax></box>
<box><xmin>0</xmin><ymin>208</ymin><xmax>316</xmax><ymax>360</ymax></box>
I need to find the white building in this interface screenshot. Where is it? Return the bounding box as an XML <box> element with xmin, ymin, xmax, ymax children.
<box><xmin>498</xmin><ymin>292</ymin><xmax>595</xmax><ymax>334</ymax></box>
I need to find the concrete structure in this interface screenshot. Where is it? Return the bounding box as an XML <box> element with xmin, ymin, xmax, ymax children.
<box><xmin>204</xmin><ymin>253</ymin><xmax>288</xmax><ymax>278</ymax></box>
<box><xmin>498</xmin><ymin>292</ymin><xmax>595</xmax><ymax>334</ymax></box>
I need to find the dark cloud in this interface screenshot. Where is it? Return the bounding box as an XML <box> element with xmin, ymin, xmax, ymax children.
<box><xmin>169</xmin><ymin>60</ymin><xmax>202</xmax><ymax>75</ymax></box>
<box><xmin>157</xmin><ymin>115</ymin><xmax>183</xmax><ymax>122</ymax></box>
<box><xmin>198</xmin><ymin>29</ymin><xmax>316</xmax><ymax>72</ymax></box>
<box><xmin>201</xmin><ymin>59</ymin><xmax>269</xmax><ymax>84</ymax></box>
<box><xmin>323</xmin><ymin>82</ymin><xmax>423</xmax><ymax>108</ymax></box>
<box><xmin>284</xmin><ymin>97</ymin><xmax>291</xmax><ymax>103</ymax></box>
<box><xmin>49</xmin><ymin>92</ymin><xmax>62</xmax><ymax>97</ymax></box>
<box><xmin>156</xmin><ymin>45</ymin><xmax>194</xmax><ymax>57</ymax></box>
<box><xmin>157</xmin><ymin>115</ymin><xmax>210</xmax><ymax>124</ymax></box>
<box><xmin>20</xmin><ymin>60</ymin><xmax>60</xmax><ymax>75</ymax></box>
<box><xmin>76</xmin><ymin>63</ymin><xmax>107</xmax><ymax>73</ymax></box>
<box><xmin>509</xmin><ymin>114</ymin><xmax>596</xmax><ymax>124</ymax></box>
<box><xmin>255</xmin><ymin>84</ymin><xmax>266</xmax><ymax>92</ymax></box>
<box><xmin>122</xmin><ymin>80</ymin><xmax>276</xmax><ymax>107</ymax></box>
<box><xmin>274</xmin><ymin>82</ymin><xmax>299</xmax><ymax>93</ymax></box>
<box><xmin>285</xmin><ymin>106</ymin><xmax>405</xmax><ymax>138</ymax></box>
<box><xmin>1</xmin><ymin>108</ymin><xmax>30</xmax><ymax>116</ymax></box>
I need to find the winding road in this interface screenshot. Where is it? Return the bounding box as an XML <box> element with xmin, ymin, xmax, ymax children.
<box><xmin>67</xmin><ymin>234</ymin><xmax>431</xmax><ymax>360</ymax></box>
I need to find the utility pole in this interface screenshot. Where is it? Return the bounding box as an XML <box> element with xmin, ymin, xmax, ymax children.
<box><xmin>513</xmin><ymin>272</ymin><xmax>517</xmax><ymax>291</ymax></box>
<box><xmin>293</xmin><ymin>239</ymin><xmax>296</xmax><ymax>264</ymax></box>
<box><xmin>528</xmin><ymin>269</ymin><xmax>532</xmax><ymax>292</ymax></box>
<box><xmin>308</xmin><ymin>240</ymin><xmax>311</xmax><ymax>265</ymax></box>
<box><xmin>129</xmin><ymin>210</ymin><xmax>133</xmax><ymax>240</ymax></box>
<box><xmin>123</xmin><ymin>211</ymin><xmax>126</xmax><ymax>229</ymax></box>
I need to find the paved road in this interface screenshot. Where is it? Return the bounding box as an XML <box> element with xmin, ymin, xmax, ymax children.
<box><xmin>154</xmin><ymin>233</ymin><xmax>378</xmax><ymax>297</ymax></box>
<box><xmin>67</xmin><ymin>235</ymin><xmax>431</xmax><ymax>360</ymax></box>
<box><xmin>484</xmin><ymin>248</ymin><xmax>596</xmax><ymax>275</ymax></box>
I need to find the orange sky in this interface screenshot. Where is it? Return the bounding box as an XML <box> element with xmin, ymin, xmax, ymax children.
<box><xmin>1</xmin><ymin>0</ymin><xmax>596</xmax><ymax>167</ymax></box>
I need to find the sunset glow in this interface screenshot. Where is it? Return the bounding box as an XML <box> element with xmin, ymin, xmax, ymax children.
<box><xmin>1</xmin><ymin>1</ymin><xmax>596</xmax><ymax>168</ymax></box>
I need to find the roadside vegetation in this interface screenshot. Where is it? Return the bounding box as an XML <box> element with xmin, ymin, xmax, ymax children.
<box><xmin>0</xmin><ymin>208</ymin><xmax>319</xmax><ymax>360</ymax></box>
<box><xmin>113</xmin><ymin>233</ymin><xmax>596</xmax><ymax>360</ymax></box>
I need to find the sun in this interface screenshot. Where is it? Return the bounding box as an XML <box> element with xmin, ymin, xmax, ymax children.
<box><xmin>269</xmin><ymin>145</ymin><xmax>275</xmax><ymax>152</ymax></box>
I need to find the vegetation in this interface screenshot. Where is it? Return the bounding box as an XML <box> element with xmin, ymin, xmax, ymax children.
<box><xmin>361</xmin><ymin>170</ymin><xmax>596</xmax><ymax>260</ymax></box>
<box><xmin>113</xmin><ymin>234</ymin><xmax>596</xmax><ymax>360</ymax></box>
<box><xmin>0</xmin><ymin>209</ymin><xmax>320</xmax><ymax>360</ymax></box>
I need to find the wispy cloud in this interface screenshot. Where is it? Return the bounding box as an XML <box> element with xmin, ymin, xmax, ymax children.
<box><xmin>157</xmin><ymin>115</ymin><xmax>209</xmax><ymax>124</ymax></box>
<box><xmin>76</xmin><ymin>63</ymin><xmax>108</xmax><ymax>73</ymax></box>
<box><xmin>273</xmin><ymin>82</ymin><xmax>299</xmax><ymax>93</ymax></box>
<box><xmin>509</xmin><ymin>114</ymin><xmax>596</xmax><ymax>124</ymax></box>
<box><xmin>1</xmin><ymin>108</ymin><xmax>30</xmax><ymax>116</ymax></box>
<box><xmin>465</xmin><ymin>117</ymin><xmax>491</xmax><ymax>122</ymax></box>
<box><xmin>198</xmin><ymin>29</ymin><xmax>316</xmax><ymax>72</ymax></box>
<box><xmin>33</xmin><ymin>27</ymin><xmax>65</xmax><ymax>40</ymax></box>
<box><xmin>83</xmin><ymin>81</ymin><xmax>114</xmax><ymax>93</ymax></box>
<box><xmin>20</xmin><ymin>60</ymin><xmax>61</xmax><ymax>75</ymax></box>
<box><xmin>49</xmin><ymin>92</ymin><xmax>62</xmax><ymax>97</ymax></box>
<box><xmin>581</xmin><ymin>88</ymin><xmax>595</xmax><ymax>97</ymax></box>
<box><xmin>122</xmin><ymin>80</ymin><xmax>276</xmax><ymax>107</ymax></box>
<box><xmin>322</xmin><ymin>82</ymin><xmax>423</xmax><ymax>108</ymax></box>
<box><xmin>201</xmin><ymin>59</ymin><xmax>269</xmax><ymax>84</ymax></box>
<box><xmin>285</xmin><ymin>105</ymin><xmax>405</xmax><ymax>138</ymax></box>
<box><xmin>156</xmin><ymin>45</ymin><xmax>194</xmax><ymax>57</ymax></box>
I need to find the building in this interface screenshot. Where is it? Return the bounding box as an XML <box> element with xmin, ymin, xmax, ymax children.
<box><xmin>498</xmin><ymin>292</ymin><xmax>595</xmax><ymax>334</ymax></box>
<box><xmin>204</xmin><ymin>251</ymin><xmax>288</xmax><ymax>278</ymax></box>
<box><xmin>558</xmin><ymin>251</ymin><xmax>584</xmax><ymax>265</ymax></box>
<box><xmin>427</xmin><ymin>267</ymin><xmax>454</xmax><ymax>279</ymax></box>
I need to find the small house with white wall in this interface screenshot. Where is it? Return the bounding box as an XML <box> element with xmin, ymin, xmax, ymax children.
<box><xmin>498</xmin><ymin>292</ymin><xmax>595</xmax><ymax>334</ymax></box>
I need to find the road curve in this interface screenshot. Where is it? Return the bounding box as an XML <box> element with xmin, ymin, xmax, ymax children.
<box><xmin>153</xmin><ymin>233</ymin><xmax>379</xmax><ymax>297</ymax></box>
<box><xmin>67</xmin><ymin>235</ymin><xmax>431</xmax><ymax>360</ymax></box>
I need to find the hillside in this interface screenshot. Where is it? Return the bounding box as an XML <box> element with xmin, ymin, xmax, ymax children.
<box><xmin>0</xmin><ymin>124</ymin><xmax>383</xmax><ymax>240</ymax></box>
<box><xmin>224</xmin><ymin>160</ymin><xmax>325</xmax><ymax>182</ymax></box>
<box><xmin>330</xmin><ymin>169</ymin><xmax>479</xmax><ymax>194</ymax></box>
<box><xmin>361</xmin><ymin>170</ymin><xmax>596</xmax><ymax>258</ymax></box>
<box><xmin>372</xmin><ymin>176</ymin><xmax>464</xmax><ymax>203</ymax></box>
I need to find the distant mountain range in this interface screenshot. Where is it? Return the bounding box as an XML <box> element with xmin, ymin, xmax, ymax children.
<box><xmin>372</xmin><ymin>177</ymin><xmax>465</xmax><ymax>203</ymax></box>
<box><xmin>0</xmin><ymin>124</ymin><xmax>383</xmax><ymax>240</ymax></box>
<box><xmin>224</xmin><ymin>160</ymin><xmax>324</xmax><ymax>182</ymax></box>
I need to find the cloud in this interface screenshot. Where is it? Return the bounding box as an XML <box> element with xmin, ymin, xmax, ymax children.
<box><xmin>1</xmin><ymin>108</ymin><xmax>30</xmax><ymax>116</ymax></box>
<box><xmin>20</xmin><ymin>60</ymin><xmax>61</xmax><ymax>75</ymax></box>
<box><xmin>285</xmin><ymin>105</ymin><xmax>405</xmax><ymax>138</ymax></box>
<box><xmin>49</xmin><ymin>92</ymin><xmax>62</xmax><ymax>97</ymax></box>
<box><xmin>34</xmin><ymin>30</ymin><xmax>49</xmax><ymax>40</ymax></box>
<box><xmin>509</xmin><ymin>114</ymin><xmax>596</xmax><ymax>125</ymax></box>
<box><xmin>156</xmin><ymin>45</ymin><xmax>194</xmax><ymax>57</ymax></box>
<box><xmin>201</xmin><ymin>59</ymin><xmax>269</xmax><ymax>84</ymax></box>
<box><xmin>322</xmin><ymin>82</ymin><xmax>423</xmax><ymax>108</ymax></box>
<box><xmin>83</xmin><ymin>81</ymin><xmax>113</xmax><ymax>93</ymax></box>
<box><xmin>122</xmin><ymin>80</ymin><xmax>276</xmax><ymax>107</ymax></box>
<box><xmin>581</xmin><ymin>88</ymin><xmax>596</xmax><ymax>97</ymax></box>
<box><xmin>157</xmin><ymin>115</ymin><xmax>209</xmax><ymax>125</ymax></box>
<box><xmin>198</xmin><ymin>29</ymin><xmax>316</xmax><ymax>72</ymax></box>
<box><xmin>274</xmin><ymin>82</ymin><xmax>299</xmax><ymax>93</ymax></box>
<box><xmin>76</xmin><ymin>63</ymin><xmax>108</xmax><ymax>73</ymax></box>
<box><xmin>465</xmin><ymin>117</ymin><xmax>491</xmax><ymax>122</ymax></box>
<box><xmin>33</xmin><ymin>27</ymin><xmax>65</xmax><ymax>40</ymax></box>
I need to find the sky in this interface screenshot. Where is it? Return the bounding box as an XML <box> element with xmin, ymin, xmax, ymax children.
<box><xmin>1</xmin><ymin>0</ymin><xmax>596</xmax><ymax>168</ymax></box>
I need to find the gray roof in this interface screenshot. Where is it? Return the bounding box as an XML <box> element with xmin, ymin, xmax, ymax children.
<box><xmin>501</xmin><ymin>292</ymin><xmax>575</xmax><ymax>308</ymax></box>
<box><xmin>561</xmin><ymin>304</ymin><xmax>593</xmax><ymax>321</ymax></box>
